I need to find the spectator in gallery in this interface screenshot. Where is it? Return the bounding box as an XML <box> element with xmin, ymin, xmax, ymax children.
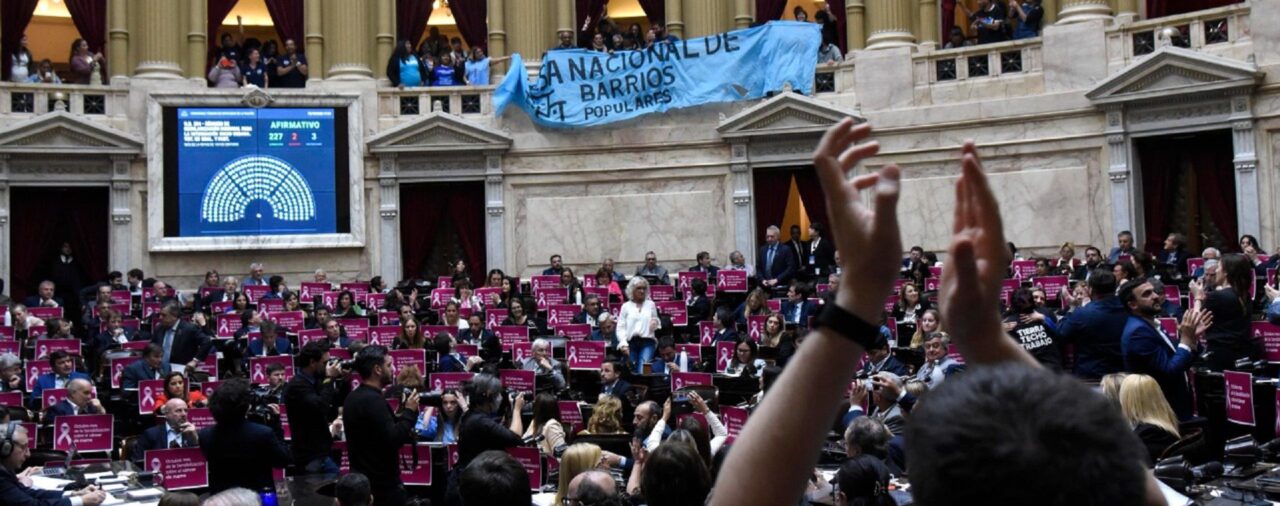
<box><xmin>590</xmin><ymin>33</ymin><xmax>610</xmax><ymax>53</ymax></box>
<box><xmin>261</xmin><ymin>40</ymin><xmax>280</xmax><ymax>67</ymax></box>
<box><xmin>653</xmin><ymin>21</ymin><xmax>679</xmax><ymax>43</ymax></box>
<box><xmin>432</xmin><ymin>53</ymin><xmax>464</xmax><ymax>86</ymax></box>
<box><xmin>208</xmin><ymin>54</ymin><xmax>242</xmax><ymax>88</ymax></box>
<box><xmin>552</xmin><ymin>30</ymin><xmax>576</xmax><ymax>52</ymax></box>
<box><xmin>27</xmin><ymin>58</ymin><xmax>60</xmax><ymax>84</ymax></box>
<box><xmin>68</xmin><ymin>38</ymin><xmax>104</xmax><ymax>85</ymax></box>
<box><xmin>242</xmin><ymin>263</ymin><xmax>267</xmax><ymax>287</ymax></box>
<box><xmin>1009</xmin><ymin>0</ymin><xmax>1045</xmax><ymax>40</ymax></box>
<box><xmin>448</xmin><ymin>37</ymin><xmax>467</xmax><ymax>66</ymax></box>
<box><xmin>387</xmin><ymin>39</ymin><xmax>426</xmax><ymax>88</ymax></box>
<box><xmin>420</xmin><ymin>27</ymin><xmax>449</xmax><ymax>59</ymax></box>
<box><xmin>241</xmin><ymin>48</ymin><xmax>269</xmax><ymax>88</ymax></box>
<box><xmin>273</xmin><ymin>39</ymin><xmax>308</xmax><ymax>88</ymax></box>
<box><xmin>814</xmin><ymin>3</ymin><xmax>839</xmax><ymax>47</ymax></box>
<box><xmin>216</xmin><ymin>17</ymin><xmax>246</xmax><ymax>64</ymax></box>
<box><xmin>963</xmin><ymin>0</ymin><xmax>1009</xmax><ymax>45</ymax></box>
<box><xmin>9</xmin><ymin>34</ymin><xmax>32</xmax><ymax>83</ymax></box>
<box><xmin>793</xmin><ymin>6</ymin><xmax>809</xmax><ymax>21</ymax></box>
<box><xmin>464</xmin><ymin>46</ymin><xmax>510</xmax><ymax>86</ymax></box>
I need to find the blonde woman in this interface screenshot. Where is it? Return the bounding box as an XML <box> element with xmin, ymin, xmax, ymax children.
<box><xmin>554</xmin><ymin>443</ymin><xmax>604</xmax><ymax>505</ymax></box>
<box><xmin>1099</xmin><ymin>372</ymin><xmax>1127</xmax><ymax>407</ymax></box>
<box><xmin>909</xmin><ymin>309</ymin><xmax>944</xmax><ymax>349</ymax></box>
<box><xmin>617</xmin><ymin>277</ymin><xmax>660</xmax><ymax>374</ymax></box>
<box><xmin>1118</xmin><ymin>374</ymin><xmax>1180</xmax><ymax>464</ymax></box>
<box><xmin>579</xmin><ymin>395</ymin><xmax>627</xmax><ymax>435</ymax></box>
<box><xmin>735</xmin><ymin>288</ymin><xmax>770</xmax><ymax>326</ymax></box>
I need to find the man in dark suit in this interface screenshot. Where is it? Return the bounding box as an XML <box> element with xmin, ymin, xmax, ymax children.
<box><xmin>198</xmin><ymin>378</ymin><xmax>291</xmax><ymax>493</ymax></box>
<box><xmin>22</xmin><ymin>280</ymin><xmax>64</xmax><ymax>309</ymax></box>
<box><xmin>246</xmin><ymin>320</ymin><xmax>292</xmax><ymax>358</ymax></box>
<box><xmin>573</xmin><ymin>295</ymin><xmax>609</xmax><ymax>328</ymax></box>
<box><xmin>30</xmin><ymin>351</ymin><xmax>90</xmax><ymax>405</ymax></box>
<box><xmin>121</xmin><ymin>343</ymin><xmax>168</xmax><ymax>390</ymax></box>
<box><xmin>1158</xmin><ymin>233</ymin><xmax>1191</xmax><ymax>279</ymax></box>
<box><xmin>859</xmin><ymin>333</ymin><xmax>909</xmax><ymax>378</ymax></box>
<box><xmin>283</xmin><ymin>341</ymin><xmax>350</xmax><ymax>475</ymax></box>
<box><xmin>150</xmin><ymin>302</ymin><xmax>212</xmax><ymax>374</ymax></box>
<box><xmin>130</xmin><ymin>398</ymin><xmax>198</xmax><ymax>466</ymax></box>
<box><xmin>45</xmin><ymin>378</ymin><xmax>104</xmax><ymax>421</ymax></box>
<box><xmin>200</xmin><ymin>277</ymin><xmax>240</xmax><ymax>313</ymax></box>
<box><xmin>1071</xmin><ymin>247</ymin><xmax>1106</xmax><ymax>281</ymax></box>
<box><xmin>1058</xmin><ymin>270</ymin><xmax>1129</xmax><ymax>381</ymax></box>
<box><xmin>803</xmin><ymin>223</ymin><xmax>837</xmax><ymax>279</ymax></box>
<box><xmin>0</xmin><ymin>423</ymin><xmax>107</xmax><ymax>506</ymax></box>
<box><xmin>1120</xmin><ymin>279</ymin><xmax>1201</xmax><ymax>420</ymax></box>
<box><xmin>542</xmin><ymin>254</ymin><xmax>565</xmax><ymax>276</ymax></box>
<box><xmin>91</xmin><ymin>309</ymin><xmax>138</xmax><ymax>359</ymax></box>
<box><xmin>758</xmin><ymin>225</ymin><xmax>797</xmax><ymax>289</ymax></box>
<box><xmin>687</xmin><ymin>251</ymin><xmax>720</xmax><ymax>280</ymax></box>
<box><xmin>598</xmin><ymin>361</ymin><xmax>632</xmax><ymax>399</ymax></box>
<box><xmin>780</xmin><ymin>282</ymin><xmax>818</xmax><ymax>328</ymax></box>
<box><xmin>786</xmin><ymin>225</ymin><xmax>805</xmax><ymax>267</ymax></box>
<box><xmin>459</xmin><ymin>313</ymin><xmax>495</xmax><ymax>344</ymax></box>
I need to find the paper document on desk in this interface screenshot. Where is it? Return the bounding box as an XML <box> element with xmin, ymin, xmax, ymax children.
<box><xmin>28</xmin><ymin>474</ymin><xmax>73</xmax><ymax>490</ymax></box>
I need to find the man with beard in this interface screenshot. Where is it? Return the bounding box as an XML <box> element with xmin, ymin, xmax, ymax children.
<box><xmin>343</xmin><ymin>345</ymin><xmax>419</xmax><ymax>506</ymax></box>
<box><xmin>1120</xmin><ymin>278</ymin><xmax>1209</xmax><ymax>420</ymax></box>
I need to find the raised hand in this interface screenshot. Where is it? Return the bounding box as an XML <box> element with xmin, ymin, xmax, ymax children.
<box><xmin>938</xmin><ymin>141</ymin><xmax>1037</xmax><ymax>367</ymax></box>
<box><xmin>813</xmin><ymin>119</ymin><xmax>901</xmax><ymax>323</ymax></box>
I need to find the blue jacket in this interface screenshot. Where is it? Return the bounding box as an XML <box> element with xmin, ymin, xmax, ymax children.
<box><xmin>1057</xmin><ymin>296</ymin><xmax>1129</xmax><ymax>380</ymax></box>
<box><xmin>1122</xmin><ymin>316</ymin><xmax>1196</xmax><ymax>420</ymax></box>
<box><xmin>121</xmin><ymin>359</ymin><xmax>168</xmax><ymax>390</ymax></box>
<box><xmin>45</xmin><ymin>399</ymin><xmax>101</xmax><ymax>420</ymax></box>
<box><xmin>30</xmin><ymin>371</ymin><xmax>90</xmax><ymax>404</ymax></box>
<box><xmin>0</xmin><ymin>465</ymin><xmax>69</xmax><ymax>506</ymax></box>
<box><xmin>780</xmin><ymin>299</ymin><xmax>817</xmax><ymax>327</ymax></box>
<box><xmin>247</xmin><ymin>337</ymin><xmax>293</xmax><ymax>357</ymax></box>
<box><xmin>757</xmin><ymin>243</ymin><xmax>797</xmax><ymax>284</ymax></box>
<box><xmin>1266</xmin><ymin>298</ymin><xmax>1280</xmax><ymax>326</ymax></box>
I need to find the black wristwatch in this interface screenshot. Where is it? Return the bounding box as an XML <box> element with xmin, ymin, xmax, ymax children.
<box><xmin>814</xmin><ymin>303</ymin><xmax>882</xmax><ymax>350</ymax></box>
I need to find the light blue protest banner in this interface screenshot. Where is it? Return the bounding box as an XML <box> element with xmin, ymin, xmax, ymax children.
<box><xmin>493</xmin><ymin>21</ymin><xmax>821</xmax><ymax>128</ymax></box>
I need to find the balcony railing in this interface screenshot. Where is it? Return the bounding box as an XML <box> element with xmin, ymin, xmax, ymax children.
<box><xmin>913</xmin><ymin>37</ymin><xmax>1043</xmax><ymax>85</ymax></box>
<box><xmin>0</xmin><ymin>82</ymin><xmax>128</xmax><ymax>117</ymax></box>
<box><xmin>377</xmin><ymin>85</ymin><xmax>495</xmax><ymax>118</ymax></box>
<box><xmin>1109</xmin><ymin>2</ymin><xmax>1250</xmax><ymax>65</ymax></box>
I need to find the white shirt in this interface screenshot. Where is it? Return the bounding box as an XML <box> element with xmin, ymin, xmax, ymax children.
<box><xmin>616</xmin><ymin>299</ymin><xmax>659</xmax><ymax>343</ymax></box>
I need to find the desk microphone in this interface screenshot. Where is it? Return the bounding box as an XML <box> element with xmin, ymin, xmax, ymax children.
<box><xmin>1191</xmin><ymin>461</ymin><xmax>1223</xmax><ymax>482</ymax></box>
<box><xmin>521</xmin><ymin>434</ymin><xmax>545</xmax><ymax>446</ymax></box>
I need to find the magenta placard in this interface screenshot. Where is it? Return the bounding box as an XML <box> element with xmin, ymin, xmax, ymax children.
<box><xmin>271</xmin><ymin>311</ymin><xmax>306</xmax><ymax>333</ymax></box>
<box><xmin>333</xmin><ymin>441</ymin><xmax>351</xmax><ymax>475</ymax></box>
<box><xmin>53</xmin><ymin>414</ymin><xmax>113</xmax><ymax>452</ymax></box>
<box><xmin>511</xmin><ymin>342</ymin><xmax>533</xmax><ymax>364</ymax></box>
<box><xmin>882</xmin><ymin>295</ymin><xmax>898</xmax><ymax>315</ymax></box>
<box><xmin>1011</xmin><ymin>260</ymin><xmax>1036</xmax><ymax>279</ymax></box>
<box><xmin>656</xmin><ymin>301</ymin><xmax>688</xmax><ymax>326</ymax></box>
<box><xmin>717</xmin><ymin>270</ymin><xmax>748</xmax><ymax>293</ymax></box>
<box><xmin>248</xmin><ymin>356</ymin><xmax>294</xmax><ymax>385</ymax></box>
<box><xmin>746</xmin><ymin>315</ymin><xmax>766</xmax><ymax>343</ymax></box>
<box><xmin>137</xmin><ymin>379</ymin><xmax>164</xmax><ymax>414</ymax></box>
<box><xmin>0</xmin><ymin>327</ymin><xmax>13</xmax><ymax>340</ymax></box>
<box><xmin>558</xmin><ymin>401</ymin><xmax>585</xmax><ymax>433</ymax></box>
<box><xmin>546</xmin><ymin>304</ymin><xmax>581</xmax><ymax>328</ymax></box>
<box><xmin>34</xmin><ymin>338</ymin><xmax>79</xmax><ymax>359</ymax></box>
<box><xmin>145</xmin><ymin>447</ymin><xmax>208</xmax><ymax>490</ymax></box>
<box><xmin>530</xmin><ymin>275</ymin><xmax>561</xmax><ymax>294</ymax></box>
<box><xmin>28</xmin><ymin>306</ymin><xmax>63</xmax><ymax>321</ymax></box>
<box><xmin>200</xmin><ymin>381</ymin><xmax>221</xmax><ymax>399</ymax></box>
<box><xmin>495</xmin><ymin>325</ymin><xmax>530</xmax><ymax>348</ymax></box>
<box><xmin>1032</xmin><ymin>275</ymin><xmax>1069</xmax><ymax>301</ymax></box>
<box><xmin>437</xmin><ymin>277</ymin><xmax>454</xmax><ymax>290</ymax></box>
<box><xmin>1000</xmin><ymin>279</ymin><xmax>1020</xmax><ymax>305</ymax></box>
<box><xmin>455</xmin><ymin>343</ymin><xmax>479</xmax><ymax>357</ymax></box>
<box><xmin>671</xmin><ymin>371</ymin><xmax>713</xmax><ymax>391</ymax></box>
<box><xmin>715</xmin><ymin>341</ymin><xmax>735</xmax><ymax>373</ymax></box>
<box><xmin>923</xmin><ymin>277</ymin><xmax>940</xmax><ymax>292</ymax></box>
<box><xmin>764</xmin><ymin>300</ymin><xmax>781</xmax><ymax>314</ymax></box>
<box><xmin>721</xmin><ymin>405</ymin><xmax>749</xmax><ymax>443</ymax></box>
<box><xmin>424</xmin><ymin>325</ymin><xmax>457</xmax><ymax>338</ymax></box>
<box><xmin>0</xmin><ymin>340</ymin><xmax>15</xmax><ymax>355</ymax></box>
<box><xmin>321</xmin><ymin>291</ymin><xmax>340</xmax><ymax>310</ymax></box>
<box><xmin>377</xmin><ymin>310</ymin><xmax>398</xmax><ymax>326</ymax></box>
<box><xmin>1225</xmin><ymin>371</ymin><xmax>1255</xmax><ymax>426</ymax></box>
<box><xmin>566</xmin><ymin>341</ymin><xmax>606</xmax><ymax>370</ymax></box>
<box><xmin>556</xmin><ymin>323</ymin><xmax>591</xmax><ymax>341</ymax></box>
<box><xmin>365</xmin><ymin>293</ymin><xmax>386</xmax><ymax>309</ymax></box>
<box><xmin>535</xmin><ymin>288</ymin><xmax>569</xmax><ymax>311</ymax></box>
<box><xmin>298</xmin><ymin>329</ymin><xmax>326</xmax><ymax>347</ymax></box>
<box><xmin>678</xmin><ymin>272</ymin><xmax>708</xmax><ymax>297</ymax></box>
<box><xmin>675</xmin><ymin>344</ymin><xmax>702</xmax><ymax>363</ymax></box>
<box><xmin>650</xmin><ymin>285</ymin><xmax>676</xmax><ymax>301</ymax></box>
<box><xmin>507</xmin><ymin>446</ymin><xmax>542</xmax><ymax>491</ymax></box>
<box><xmin>1164</xmin><ymin>286</ymin><xmax>1183</xmax><ymax>308</ymax></box>
<box><xmin>428</xmin><ymin>372</ymin><xmax>475</xmax><ymax>392</ymax></box>
<box><xmin>698</xmin><ymin>321</ymin><xmax>715</xmax><ymax>346</ymax></box>
<box><xmin>1158</xmin><ymin>318</ymin><xmax>1179</xmax><ymax>340</ymax></box>
<box><xmin>110</xmin><ymin>290</ymin><xmax>132</xmax><ymax>305</ymax></box>
<box><xmin>300</xmin><ymin>282</ymin><xmax>331</xmax><ymax>302</ymax></box>
<box><xmin>400</xmin><ymin>444</ymin><xmax>433</xmax><ymax>485</ymax></box>
<box><xmin>24</xmin><ymin>361</ymin><xmax>52</xmax><ymax>392</ymax></box>
<box><xmin>1275</xmin><ymin>390</ymin><xmax>1280</xmax><ymax>439</ymax></box>
<box><xmin>336</xmin><ymin>318</ymin><xmax>369</xmax><ymax>342</ymax></box>
<box><xmin>1253</xmin><ymin>321</ymin><xmax>1280</xmax><ymax>363</ymax></box>
<box><xmin>389</xmin><ymin>349</ymin><xmax>427</xmax><ymax>376</ymax></box>
<box><xmin>0</xmin><ymin>391</ymin><xmax>21</xmax><ymax>409</ymax></box>
<box><xmin>486</xmin><ymin>309</ymin><xmax>508</xmax><ymax>331</ymax></box>
<box><xmin>215</xmin><ymin>314</ymin><xmax>241</xmax><ymax>338</ymax></box>
<box><xmin>188</xmin><ymin>408</ymin><xmax>215</xmax><ymax>429</ymax></box>
<box><xmin>243</xmin><ymin>285</ymin><xmax>269</xmax><ymax>303</ymax></box>
<box><xmin>258</xmin><ymin>298</ymin><xmax>285</xmax><ymax>314</ymax></box>
<box><xmin>430</xmin><ymin>289</ymin><xmax>453</xmax><ymax>311</ymax></box>
<box><xmin>475</xmin><ymin>287</ymin><xmax>501</xmax><ymax>306</ymax></box>
<box><xmin>500</xmin><ymin>369</ymin><xmax>536</xmax><ymax>393</ymax></box>
<box><xmin>210</xmin><ymin>301</ymin><xmax>233</xmax><ymax>314</ymax></box>
<box><xmin>367</xmin><ymin>325</ymin><xmax>400</xmax><ymax>346</ymax></box>
<box><xmin>1186</xmin><ymin>257</ymin><xmax>1205</xmax><ymax>276</ymax></box>
<box><xmin>279</xmin><ymin>404</ymin><xmax>291</xmax><ymax>440</ymax></box>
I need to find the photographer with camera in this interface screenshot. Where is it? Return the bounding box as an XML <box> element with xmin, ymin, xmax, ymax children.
<box><xmin>283</xmin><ymin>341</ymin><xmax>351</xmax><ymax>475</ymax></box>
<box><xmin>198</xmin><ymin>378</ymin><xmax>291</xmax><ymax>493</ymax></box>
<box><xmin>445</xmin><ymin>374</ymin><xmax>526</xmax><ymax>506</ymax></box>
<box><xmin>245</xmin><ymin>363</ymin><xmax>286</xmax><ymax>426</ymax></box>
<box><xmin>343</xmin><ymin>345</ymin><xmax>418</xmax><ymax>506</ymax></box>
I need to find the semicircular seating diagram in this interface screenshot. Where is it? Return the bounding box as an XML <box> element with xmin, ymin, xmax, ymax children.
<box><xmin>200</xmin><ymin>154</ymin><xmax>317</xmax><ymax>223</ymax></box>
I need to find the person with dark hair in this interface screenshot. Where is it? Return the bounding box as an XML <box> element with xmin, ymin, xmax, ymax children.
<box><xmin>67</xmin><ymin>38</ymin><xmax>103</xmax><ymax>84</ymax></box>
<box><xmin>386</xmin><ymin>39</ymin><xmax>426</xmax><ymax>87</ymax></box>
<box><xmin>1003</xmin><ymin>287</ymin><xmax>1062</xmax><ymax>370</ymax></box>
<box><xmin>1190</xmin><ymin>253</ymin><xmax>1258</xmax><ymax>370</ymax></box>
<box><xmin>1112</xmin><ymin>259</ymin><xmax>1139</xmax><ymax>286</ymax></box>
<box><xmin>0</xmin><ymin>423</ymin><xmax>108</xmax><ymax>506</ymax></box>
<box><xmin>523</xmin><ymin>391</ymin><xmax>567</xmax><ymax>457</ymax></box>
<box><xmin>150</xmin><ymin>302</ymin><xmax>213</xmax><ymax>375</ymax></box>
<box><xmin>198</xmin><ymin>378</ymin><xmax>291</xmax><ymax>493</ymax></box>
<box><xmin>30</xmin><ymin>350</ymin><xmax>88</xmax><ymax>405</ymax></box>
<box><xmin>343</xmin><ymin>345</ymin><xmax>418</xmax><ymax>505</ymax></box>
<box><xmin>804</xmin><ymin>222</ymin><xmax>837</xmax><ymax>279</ymax></box>
<box><xmin>1119</xmin><ymin>278</ymin><xmax>1207</xmax><ymax>420</ymax></box>
<box><xmin>121</xmin><ymin>343</ymin><xmax>167</xmax><ymax>390</ymax></box>
<box><xmin>247</xmin><ymin>320</ymin><xmax>291</xmax><ymax>358</ymax></box>
<box><xmin>725</xmin><ymin>339</ymin><xmax>765</xmax><ymax>378</ymax></box>
<box><xmin>781</xmin><ymin>281</ymin><xmax>817</xmax><ymax>327</ymax></box>
<box><xmin>335</xmin><ymin>472</ymin><xmax>373</xmax><ymax>506</ymax></box>
<box><xmin>435</xmin><ymin>332</ymin><xmax>472</xmax><ymax>373</ymax></box>
<box><xmin>1057</xmin><ymin>270</ymin><xmax>1128</xmax><ymax>380</ymax></box>
<box><xmin>448</xmin><ymin>374</ymin><xmax>525</xmax><ymax>505</ymax></box>
<box><xmin>858</xmin><ymin>332</ymin><xmax>909</xmax><ymax>377</ymax></box>
<box><xmin>686</xmin><ymin>278</ymin><xmax>712</xmax><ymax>328</ymax></box>
<box><xmin>712</xmin><ymin>307</ymin><xmax>739</xmax><ymax>343</ymax></box>
<box><xmin>633</xmin><ymin>441</ymin><xmax>711</xmax><ymax>506</ymax></box>
<box><xmin>272</xmin><ymin>38</ymin><xmax>308</xmax><ymax>88</ymax></box>
<box><xmin>154</xmin><ymin>371</ymin><xmax>208</xmax><ymax>409</ymax></box>
<box><xmin>459</xmin><ymin>450</ymin><xmax>532</xmax><ymax>505</ymax></box>
<box><xmin>835</xmin><ymin>454</ymin><xmax>896</xmax><ymax>506</ymax></box>
<box><xmin>284</xmin><ymin>340</ymin><xmax>350</xmax><ymax>474</ymax></box>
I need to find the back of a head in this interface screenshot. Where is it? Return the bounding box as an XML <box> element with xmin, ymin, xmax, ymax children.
<box><xmin>837</xmin><ymin>455</ymin><xmax>893</xmax><ymax>506</ymax></box>
<box><xmin>1118</xmin><ymin>374</ymin><xmax>1179</xmax><ymax>437</ymax></box>
<box><xmin>208</xmin><ymin>378</ymin><xmax>250</xmax><ymax>425</ymax></box>
<box><xmin>642</xmin><ymin>441</ymin><xmax>712</xmax><ymax>506</ymax></box>
<box><xmin>461</xmin><ymin>450</ymin><xmax>531</xmax><ymax>506</ymax></box>
<box><xmin>202</xmin><ymin>487</ymin><xmax>261</xmax><ymax>506</ymax></box>
<box><xmin>844</xmin><ymin>416</ymin><xmax>891</xmax><ymax>458</ymax></box>
<box><xmin>906</xmin><ymin>364</ymin><xmax>1147</xmax><ymax>506</ymax></box>
<box><xmin>157</xmin><ymin>491</ymin><xmax>199</xmax><ymax>506</ymax></box>
<box><xmin>335</xmin><ymin>472</ymin><xmax>372</xmax><ymax>506</ymax></box>
<box><xmin>1088</xmin><ymin>270</ymin><xmax>1117</xmax><ymax>299</ymax></box>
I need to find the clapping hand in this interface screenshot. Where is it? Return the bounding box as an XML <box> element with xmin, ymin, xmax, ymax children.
<box><xmin>1177</xmin><ymin>308</ymin><xmax>1212</xmax><ymax>347</ymax></box>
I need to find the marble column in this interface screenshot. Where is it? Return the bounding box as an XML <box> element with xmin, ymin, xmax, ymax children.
<box><xmin>556</xmin><ymin>0</ymin><xmax>574</xmax><ymax>35</ymax></box>
<box><xmin>1057</xmin><ymin>0</ymin><xmax>1112</xmax><ymax>24</ymax></box>
<box><xmin>485</xmin><ymin>154</ymin><xmax>507</xmax><ymax>273</ymax></box>
<box><xmin>917</xmin><ymin>0</ymin><xmax>938</xmax><ymax>45</ymax></box>
<box><xmin>187</xmin><ymin>0</ymin><xmax>207</xmax><ymax>81</ymax></box>
<box><xmin>846</xmin><ymin>0</ymin><xmax>866</xmax><ymax>50</ymax></box>
<box><xmin>729</xmin><ymin>143</ymin><xmax>754</xmax><ymax>262</ymax></box>
<box><xmin>1229</xmin><ymin>94</ymin><xmax>1259</xmax><ymax>239</ymax></box>
<box><xmin>506</xmin><ymin>0</ymin><xmax>554</xmax><ymax>60</ymax></box>
<box><xmin>134</xmin><ymin>0</ymin><xmax>184</xmax><ymax>78</ymax></box>
<box><xmin>488</xmin><ymin>0</ymin><xmax>508</xmax><ymax>73</ymax></box>
<box><xmin>865</xmin><ymin>0</ymin><xmax>915</xmax><ymax>49</ymax></box>
<box><xmin>0</xmin><ymin>156</ymin><xmax>9</xmax><ymax>290</ymax></box>
<box><xmin>683</xmin><ymin>0</ymin><xmax>729</xmax><ymax>38</ymax></box>
<box><xmin>110</xmin><ymin>156</ymin><xmax>134</xmax><ymax>273</ymax></box>
<box><xmin>665</xmin><ymin>0</ymin><xmax>685</xmax><ymax>39</ymax></box>
<box><xmin>1114</xmin><ymin>0</ymin><xmax>1138</xmax><ymax>17</ymax></box>
<box><xmin>326</xmin><ymin>0</ymin><xmax>372</xmax><ymax>79</ymax></box>
<box><xmin>733</xmin><ymin>0</ymin><xmax>752</xmax><ymax>29</ymax></box>
<box><xmin>1041</xmin><ymin>0</ymin><xmax>1059</xmax><ymax>25</ymax></box>
<box><xmin>1102</xmin><ymin>107</ymin><xmax>1133</xmax><ymax>239</ymax></box>
<box><xmin>377</xmin><ymin>155</ymin><xmax>401</xmax><ymax>284</ymax></box>
<box><xmin>375</xmin><ymin>0</ymin><xmax>394</xmax><ymax>85</ymax></box>
<box><xmin>305</xmin><ymin>0</ymin><xmax>325</xmax><ymax>80</ymax></box>
<box><xmin>108</xmin><ymin>0</ymin><xmax>129</xmax><ymax>81</ymax></box>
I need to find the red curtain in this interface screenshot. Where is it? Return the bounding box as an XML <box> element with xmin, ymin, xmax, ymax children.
<box><xmin>264</xmin><ymin>0</ymin><xmax>305</xmax><ymax>49</ymax></box>
<box><xmin>755</xmin><ymin>0</ymin><xmax>789</xmax><ymax>22</ymax></box>
<box><xmin>397</xmin><ymin>0</ymin><xmax>433</xmax><ymax>46</ymax></box>
<box><xmin>207</xmin><ymin>0</ymin><xmax>240</xmax><ymax>68</ymax></box>
<box><xmin>0</xmin><ymin>0</ymin><xmax>38</xmax><ymax>82</ymax></box>
<box><xmin>450</xmin><ymin>0</ymin><xmax>489</xmax><ymax>50</ymax></box>
<box><xmin>1136</xmin><ymin>131</ymin><xmax>1237</xmax><ymax>254</ymax></box>
<box><xmin>575</xmin><ymin>0</ymin><xmax>609</xmax><ymax>44</ymax></box>
<box><xmin>827</xmin><ymin>0</ymin><xmax>847</xmax><ymax>53</ymax></box>
<box><xmin>1147</xmin><ymin>0</ymin><xmax>1241</xmax><ymax>18</ymax></box>
<box><xmin>64</xmin><ymin>0</ymin><xmax>107</xmax><ymax>54</ymax></box>
<box><xmin>636</xmin><ymin>0</ymin><xmax>664</xmax><ymax>23</ymax></box>
<box><xmin>1138</xmin><ymin>138</ymin><xmax>1173</xmax><ymax>254</ymax></box>
<box><xmin>752</xmin><ymin>167</ymin><xmax>830</xmax><ymax>245</ymax></box>
<box><xmin>1191</xmin><ymin>133</ymin><xmax>1238</xmax><ymax>251</ymax></box>
<box><xmin>399</xmin><ymin>183</ymin><xmax>487</xmax><ymax>283</ymax></box>
<box><xmin>941</xmin><ymin>0</ymin><xmax>956</xmax><ymax>44</ymax></box>
<box><xmin>9</xmin><ymin>187</ymin><xmax>108</xmax><ymax>303</ymax></box>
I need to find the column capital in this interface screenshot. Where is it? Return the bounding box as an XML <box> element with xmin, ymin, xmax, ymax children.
<box><xmin>1057</xmin><ymin>0</ymin><xmax>1112</xmax><ymax>24</ymax></box>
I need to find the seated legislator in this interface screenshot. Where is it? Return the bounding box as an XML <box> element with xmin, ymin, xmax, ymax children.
<box><xmin>30</xmin><ymin>351</ymin><xmax>89</xmax><ymax>405</ymax></box>
<box><xmin>45</xmin><ymin>378</ymin><xmax>104</xmax><ymax>420</ymax></box>
<box><xmin>131</xmin><ymin>398</ymin><xmax>199</xmax><ymax>466</ymax></box>
<box><xmin>0</xmin><ymin>422</ymin><xmax>107</xmax><ymax>506</ymax></box>
<box><xmin>122</xmin><ymin>343</ymin><xmax>169</xmax><ymax>390</ymax></box>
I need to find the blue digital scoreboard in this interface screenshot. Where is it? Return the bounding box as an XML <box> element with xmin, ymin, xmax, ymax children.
<box><xmin>165</xmin><ymin>107</ymin><xmax>349</xmax><ymax>237</ymax></box>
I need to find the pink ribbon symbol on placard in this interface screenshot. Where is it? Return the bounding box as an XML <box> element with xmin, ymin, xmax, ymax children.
<box><xmin>57</xmin><ymin>423</ymin><xmax>72</xmax><ymax>447</ymax></box>
<box><xmin>252</xmin><ymin>364</ymin><xmax>265</xmax><ymax>382</ymax></box>
<box><xmin>720</xmin><ymin>348</ymin><xmax>730</xmax><ymax>370</ymax></box>
<box><xmin>567</xmin><ymin>346</ymin><xmax>578</xmax><ymax>365</ymax></box>
<box><xmin>434</xmin><ymin>379</ymin><xmax>444</xmax><ymax>391</ymax></box>
<box><xmin>142</xmin><ymin>387</ymin><xmax>154</xmax><ymax>411</ymax></box>
<box><xmin>151</xmin><ymin>457</ymin><xmax>162</xmax><ymax>474</ymax></box>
